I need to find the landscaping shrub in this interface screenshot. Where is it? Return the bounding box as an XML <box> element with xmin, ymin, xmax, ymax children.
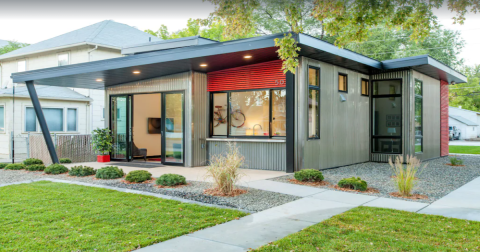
<box><xmin>0</xmin><ymin>163</ymin><xmax>8</xmax><ymax>169</ymax></box>
<box><xmin>5</xmin><ymin>163</ymin><xmax>26</xmax><ymax>170</ymax></box>
<box><xmin>389</xmin><ymin>155</ymin><xmax>426</xmax><ymax>197</ymax></box>
<box><xmin>26</xmin><ymin>164</ymin><xmax>46</xmax><ymax>171</ymax></box>
<box><xmin>338</xmin><ymin>177</ymin><xmax>368</xmax><ymax>191</ymax></box>
<box><xmin>125</xmin><ymin>170</ymin><xmax>152</xmax><ymax>183</ymax></box>
<box><xmin>69</xmin><ymin>166</ymin><xmax>96</xmax><ymax>177</ymax></box>
<box><xmin>294</xmin><ymin>169</ymin><xmax>324</xmax><ymax>182</ymax></box>
<box><xmin>95</xmin><ymin>166</ymin><xmax>124</xmax><ymax>179</ymax></box>
<box><xmin>44</xmin><ymin>164</ymin><xmax>69</xmax><ymax>175</ymax></box>
<box><xmin>59</xmin><ymin>158</ymin><xmax>72</xmax><ymax>164</ymax></box>
<box><xmin>449</xmin><ymin>156</ymin><xmax>464</xmax><ymax>166</ymax></box>
<box><xmin>23</xmin><ymin>158</ymin><xmax>43</xmax><ymax>166</ymax></box>
<box><xmin>156</xmin><ymin>174</ymin><xmax>186</xmax><ymax>186</ymax></box>
<box><xmin>205</xmin><ymin>142</ymin><xmax>245</xmax><ymax>195</ymax></box>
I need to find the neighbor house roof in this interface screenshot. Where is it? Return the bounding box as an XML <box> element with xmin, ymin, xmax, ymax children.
<box><xmin>449</xmin><ymin>115</ymin><xmax>479</xmax><ymax>126</ymax></box>
<box><xmin>0</xmin><ymin>86</ymin><xmax>92</xmax><ymax>101</ymax></box>
<box><xmin>11</xmin><ymin>32</ymin><xmax>467</xmax><ymax>89</ymax></box>
<box><xmin>0</xmin><ymin>20</ymin><xmax>161</xmax><ymax>61</ymax></box>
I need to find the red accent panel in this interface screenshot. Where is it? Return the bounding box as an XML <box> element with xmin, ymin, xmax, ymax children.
<box><xmin>207</xmin><ymin>60</ymin><xmax>286</xmax><ymax>92</ymax></box>
<box><xmin>440</xmin><ymin>80</ymin><xmax>449</xmax><ymax>156</ymax></box>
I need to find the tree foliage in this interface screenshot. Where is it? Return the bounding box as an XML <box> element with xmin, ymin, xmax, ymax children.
<box><xmin>205</xmin><ymin>0</ymin><xmax>479</xmax><ymax>73</ymax></box>
<box><xmin>0</xmin><ymin>41</ymin><xmax>29</xmax><ymax>55</ymax></box>
<box><xmin>450</xmin><ymin>65</ymin><xmax>480</xmax><ymax>111</ymax></box>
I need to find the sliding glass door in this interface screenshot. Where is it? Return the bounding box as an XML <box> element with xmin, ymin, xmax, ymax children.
<box><xmin>111</xmin><ymin>95</ymin><xmax>132</xmax><ymax>161</ymax></box>
<box><xmin>162</xmin><ymin>92</ymin><xmax>184</xmax><ymax>165</ymax></box>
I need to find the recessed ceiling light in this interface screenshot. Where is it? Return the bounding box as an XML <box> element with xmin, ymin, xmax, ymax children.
<box><xmin>133</xmin><ymin>71</ymin><xmax>141</xmax><ymax>74</ymax></box>
<box><xmin>96</xmin><ymin>78</ymin><xmax>103</xmax><ymax>82</ymax></box>
<box><xmin>200</xmin><ymin>64</ymin><xmax>208</xmax><ymax>67</ymax></box>
<box><xmin>244</xmin><ymin>55</ymin><xmax>252</xmax><ymax>59</ymax></box>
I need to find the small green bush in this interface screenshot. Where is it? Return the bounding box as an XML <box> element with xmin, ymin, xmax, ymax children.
<box><xmin>69</xmin><ymin>166</ymin><xmax>96</xmax><ymax>177</ymax></box>
<box><xmin>26</xmin><ymin>164</ymin><xmax>46</xmax><ymax>171</ymax></box>
<box><xmin>156</xmin><ymin>173</ymin><xmax>187</xmax><ymax>186</ymax></box>
<box><xmin>338</xmin><ymin>177</ymin><xmax>368</xmax><ymax>191</ymax></box>
<box><xmin>294</xmin><ymin>169</ymin><xmax>324</xmax><ymax>182</ymax></box>
<box><xmin>44</xmin><ymin>164</ymin><xmax>68</xmax><ymax>175</ymax></box>
<box><xmin>125</xmin><ymin>170</ymin><xmax>152</xmax><ymax>183</ymax></box>
<box><xmin>59</xmin><ymin>158</ymin><xmax>72</xmax><ymax>164</ymax></box>
<box><xmin>23</xmin><ymin>158</ymin><xmax>43</xmax><ymax>165</ymax></box>
<box><xmin>450</xmin><ymin>156</ymin><xmax>464</xmax><ymax>166</ymax></box>
<box><xmin>0</xmin><ymin>163</ymin><xmax>9</xmax><ymax>169</ymax></box>
<box><xmin>95</xmin><ymin>166</ymin><xmax>124</xmax><ymax>179</ymax></box>
<box><xmin>5</xmin><ymin>163</ymin><xmax>26</xmax><ymax>170</ymax></box>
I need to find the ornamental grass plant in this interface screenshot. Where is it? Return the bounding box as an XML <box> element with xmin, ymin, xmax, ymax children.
<box><xmin>205</xmin><ymin>142</ymin><xmax>245</xmax><ymax>196</ymax></box>
<box><xmin>389</xmin><ymin>155</ymin><xmax>426</xmax><ymax>197</ymax></box>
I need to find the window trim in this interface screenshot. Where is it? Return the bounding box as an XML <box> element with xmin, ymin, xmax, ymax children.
<box><xmin>370</xmin><ymin>78</ymin><xmax>403</xmax><ymax>154</ymax></box>
<box><xmin>308</xmin><ymin>65</ymin><xmax>321</xmax><ymax>140</ymax></box>
<box><xmin>17</xmin><ymin>59</ymin><xmax>27</xmax><ymax>72</ymax></box>
<box><xmin>414</xmin><ymin>78</ymin><xmax>423</xmax><ymax>153</ymax></box>
<box><xmin>24</xmin><ymin>106</ymin><xmax>80</xmax><ymax>133</ymax></box>
<box><xmin>361</xmin><ymin>78</ymin><xmax>369</xmax><ymax>96</ymax></box>
<box><xmin>338</xmin><ymin>72</ymin><xmax>348</xmax><ymax>93</ymax></box>
<box><xmin>57</xmin><ymin>52</ymin><xmax>70</xmax><ymax>66</ymax></box>
<box><xmin>209</xmin><ymin>88</ymin><xmax>286</xmax><ymax>139</ymax></box>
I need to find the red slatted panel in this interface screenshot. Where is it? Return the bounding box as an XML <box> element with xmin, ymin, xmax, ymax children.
<box><xmin>440</xmin><ymin>80</ymin><xmax>449</xmax><ymax>156</ymax></box>
<box><xmin>207</xmin><ymin>60</ymin><xmax>286</xmax><ymax>92</ymax></box>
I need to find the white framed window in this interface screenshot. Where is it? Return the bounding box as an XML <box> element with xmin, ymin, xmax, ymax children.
<box><xmin>0</xmin><ymin>105</ymin><xmax>5</xmax><ymax>132</ymax></box>
<box><xmin>24</xmin><ymin>106</ymin><xmax>79</xmax><ymax>133</ymax></box>
<box><xmin>58</xmin><ymin>53</ymin><xmax>69</xmax><ymax>66</ymax></box>
<box><xmin>17</xmin><ymin>60</ymin><xmax>26</xmax><ymax>72</ymax></box>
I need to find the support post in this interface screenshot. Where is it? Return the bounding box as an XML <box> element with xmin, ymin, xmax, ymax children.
<box><xmin>286</xmin><ymin>72</ymin><xmax>295</xmax><ymax>173</ymax></box>
<box><xmin>25</xmin><ymin>81</ymin><xmax>59</xmax><ymax>163</ymax></box>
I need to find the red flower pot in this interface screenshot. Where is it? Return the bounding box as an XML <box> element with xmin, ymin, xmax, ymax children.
<box><xmin>97</xmin><ymin>155</ymin><xmax>110</xmax><ymax>163</ymax></box>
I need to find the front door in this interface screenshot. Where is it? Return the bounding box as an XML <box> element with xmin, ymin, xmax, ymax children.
<box><xmin>110</xmin><ymin>95</ymin><xmax>132</xmax><ymax>161</ymax></box>
<box><xmin>162</xmin><ymin>92</ymin><xmax>184</xmax><ymax>165</ymax></box>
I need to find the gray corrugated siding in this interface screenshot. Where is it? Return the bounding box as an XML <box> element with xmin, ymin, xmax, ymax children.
<box><xmin>370</xmin><ymin>70</ymin><xmax>412</xmax><ymax>162</ymax></box>
<box><xmin>207</xmin><ymin>141</ymin><xmax>286</xmax><ymax>171</ymax></box>
<box><xmin>413</xmin><ymin>70</ymin><xmax>441</xmax><ymax>160</ymax></box>
<box><xmin>191</xmin><ymin>72</ymin><xmax>209</xmax><ymax>166</ymax></box>
<box><xmin>296</xmin><ymin>57</ymin><xmax>370</xmax><ymax>171</ymax></box>
<box><xmin>105</xmin><ymin>72</ymin><xmax>195</xmax><ymax>166</ymax></box>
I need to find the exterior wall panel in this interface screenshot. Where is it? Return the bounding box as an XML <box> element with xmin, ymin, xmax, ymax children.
<box><xmin>191</xmin><ymin>72</ymin><xmax>208</xmax><ymax>166</ymax></box>
<box><xmin>207</xmin><ymin>141</ymin><xmax>286</xmax><ymax>171</ymax></box>
<box><xmin>297</xmin><ymin>57</ymin><xmax>370</xmax><ymax>170</ymax></box>
<box><xmin>440</xmin><ymin>80</ymin><xmax>449</xmax><ymax>156</ymax></box>
<box><xmin>413</xmin><ymin>70</ymin><xmax>441</xmax><ymax>160</ymax></box>
<box><xmin>370</xmin><ymin>70</ymin><xmax>413</xmax><ymax>162</ymax></box>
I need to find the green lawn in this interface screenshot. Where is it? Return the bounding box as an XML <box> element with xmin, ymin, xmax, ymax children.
<box><xmin>449</xmin><ymin>145</ymin><xmax>480</xmax><ymax>154</ymax></box>
<box><xmin>0</xmin><ymin>181</ymin><xmax>246</xmax><ymax>251</ymax></box>
<box><xmin>255</xmin><ymin>207</ymin><xmax>480</xmax><ymax>251</ymax></box>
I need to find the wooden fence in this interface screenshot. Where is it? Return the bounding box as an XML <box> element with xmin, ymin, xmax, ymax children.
<box><xmin>29</xmin><ymin>134</ymin><xmax>97</xmax><ymax>164</ymax></box>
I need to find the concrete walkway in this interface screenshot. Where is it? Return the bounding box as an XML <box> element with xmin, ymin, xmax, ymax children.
<box><xmin>138</xmin><ymin>180</ymin><xmax>431</xmax><ymax>252</ymax></box>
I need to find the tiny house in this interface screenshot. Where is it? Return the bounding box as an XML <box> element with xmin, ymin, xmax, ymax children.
<box><xmin>12</xmin><ymin>33</ymin><xmax>466</xmax><ymax>172</ymax></box>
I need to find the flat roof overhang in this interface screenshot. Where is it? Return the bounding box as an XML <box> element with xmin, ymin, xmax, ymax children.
<box><xmin>11</xmin><ymin>33</ymin><xmax>466</xmax><ymax>89</ymax></box>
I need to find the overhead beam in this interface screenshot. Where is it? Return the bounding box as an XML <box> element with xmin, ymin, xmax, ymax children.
<box><xmin>25</xmin><ymin>81</ymin><xmax>59</xmax><ymax>164</ymax></box>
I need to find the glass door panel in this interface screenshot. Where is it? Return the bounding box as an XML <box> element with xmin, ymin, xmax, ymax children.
<box><xmin>111</xmin><ymin>96</ymin><xmax>131</xmax><ymax>160</ymax></box>
<box><xmin>162</xmin><ymin>92</ymin><xmax>184</xmax><ymax>164</ymax></box>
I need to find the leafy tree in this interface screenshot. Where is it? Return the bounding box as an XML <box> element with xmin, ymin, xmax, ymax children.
<box><xmin>205</xmin><ymin>0</ymin><xmax>479</xmax><ymax>73</ymax></box>
<box><xmin>450</xmin><ymin>65</ymin><xmax>480</xmax><ymax>111</ymax></box>
<box><xmin>0</xmin><ymin>41</ymin><xmax>29</xmax><ymax>55</ymax></box>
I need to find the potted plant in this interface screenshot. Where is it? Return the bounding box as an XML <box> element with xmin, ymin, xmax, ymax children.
<box><xmin>92</xmin><ymin>128</ymin><xmax>113</xmax><ymax>163</ymax></box>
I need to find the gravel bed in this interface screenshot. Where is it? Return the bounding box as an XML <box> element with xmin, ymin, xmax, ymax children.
<box><xmin>0</xmin><ymin>170</ymin><xmax>300</xmax><ymax>212</ymax></box>
<box><xmin>271</xmin><ymin>155</ymin><xmax>480</xmax><ymax>203</ymax></box>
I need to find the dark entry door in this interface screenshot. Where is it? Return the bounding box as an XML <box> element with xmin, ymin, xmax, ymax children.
<box><xmin>162</xmin><ymin>92</ymin><xmax>184</xmax><ymax>165</ymax></box>
<box><xmin>110</xmin><ymin>95</ymin><xmax>132</xmax><ymax>161</ymax></box>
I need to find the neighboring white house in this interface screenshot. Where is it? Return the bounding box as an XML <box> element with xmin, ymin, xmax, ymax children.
<box><xmin>0</xmin><ymin>20</ymin><xmax>161</xmax><ymax>159</ymax></box>
<box><xmin>449</xmin><ymin>106</ymin><xmax>480</xmax><ymax>140</ymax></box>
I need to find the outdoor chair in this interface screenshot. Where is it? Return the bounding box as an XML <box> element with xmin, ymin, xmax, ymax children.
<box><xmin>132</xmin><ymin>142</ymin><xmax>147</xmax><ymax>162</ymax></box>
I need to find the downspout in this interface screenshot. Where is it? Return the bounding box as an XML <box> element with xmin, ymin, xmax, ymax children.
<box><xmin>87</xmin><ymin>45</ymin><xmax>98</xmax><ymax>133</ymax></box>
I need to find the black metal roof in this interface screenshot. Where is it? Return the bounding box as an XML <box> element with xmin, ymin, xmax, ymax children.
<box><xmin>11</xmin><ymin>33</ymin><xmax>466</xmax><ymax>89</ymax></box>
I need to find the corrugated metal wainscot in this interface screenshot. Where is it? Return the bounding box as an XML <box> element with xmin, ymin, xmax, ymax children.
<box><xmin>207</xmin><ymin>139</ymin><xmax>286</xmax><ymax>171</ymax></box>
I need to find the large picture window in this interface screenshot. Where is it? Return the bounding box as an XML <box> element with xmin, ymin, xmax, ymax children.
<box><xmin>415</xmin><ymin>79</ymin><xmax>423</xmax><ymax>153</ymax></box>
<box><xmin>0</xmin><ymin>105</ymin><xmax>4</xmax><ymax>132</ymax></box>
<box><xmin>308</xmin><ymin>66</ymin><xmax>320</xmax><ymax>139</ymax></box>
<box><xmin>210</xmin><ymin>89</ymin><xmax>285</xmax><ymax>138</ymax></box>
<box><xmin>25</xmin><ymin>107</ymin><xmax>78</xmax><ymax>132</ymax></box>
<box><xmin>372</xmin><ymin>79</ymin><xmax>402</xmax><ymax>154</ymax></box>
